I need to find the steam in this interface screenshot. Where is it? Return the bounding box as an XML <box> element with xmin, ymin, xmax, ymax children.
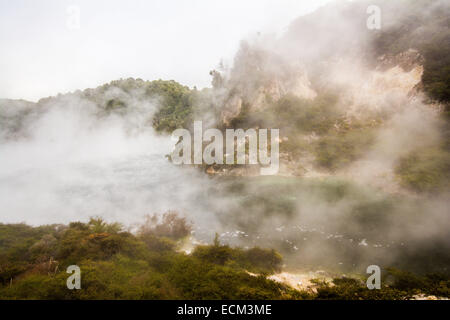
<box><xmin>0</xmin><ymin>90</ymin><xmax>225</xmax><ymax>233</ymax></box>
<box><xmin>0</xmin><ymin>0</ymin><xmax>449</xmax><ymax>274</ymax></box>
<box><xmin>202</xmin><ymin>0</ymin><xmax>450</xmax><ymax>271</ymax></box>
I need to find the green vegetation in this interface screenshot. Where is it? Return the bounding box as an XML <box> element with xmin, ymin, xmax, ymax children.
<box><xmin>273</xmin><ymin>94</ymin><xmax>341</xmax><ymax>135</ymax></box>
<box><xmin>371</xmin><ymin>0</ymin><xmax>450</xmax><ymax>104</ymax></box>
<box><xmin>218</xmin><ymin>176</ymin><xmax>450</xmax><ymax>274</ymax></box>
<box><xmin>149</xmin><ymin>80</ymin><xmax>195</xmax><ymax>133</ymax></box>
<box><xmin>1</xmin><ymin>0</ymin><xmax>449</xmax><ymax>301</ymax></box>
<box><xmin>315</xmin><ymin>268</ymin><xmax>450</xmax><ymax>300</ymax></box>
<box><xmin>80</xmin><ymin>78</ymin><xmax>197</xmax><ymax>133</ymax></box>
<box><xmin>313</xmin><ymin>128</ymin><xmax>375</xmax><ymax>171</ymax></box>
<box><xmin>0</xmin><ymin>215</ymin><xmax>295</xmax><ymax>300</ymax></box>
<box><xmin>226</xmin><ymin>92</ymin><xmax>380</xmax><ymax>172</ymax></box>
<box><xmin>1</xmin><ymin>217</ymin><xmax>449</xmax><ymax>300</ymax></box>
<box><xmin>193</xmin><ymin>234</ymin><xmax>282</xmax><ymax>274</ymax></box>
<box><xmin>422</xmin><ymin>32</ymin><xmax>450</xmax><ymax>104</ymax></box>
<box><xmin>396</xmin><ymin>146</ymin><xmax>450</xmax><ymax>193</ymax></box>
<box><xmin>228</xmin><ymin>93</ymin><xmax>342</xmax><ymax>134</ymax></box>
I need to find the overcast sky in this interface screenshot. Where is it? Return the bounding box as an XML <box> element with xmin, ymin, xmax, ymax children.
<box><xmin>0</xmin><ymin>0</ymin><xmax>333</xmax><ymax>101</ymax></box>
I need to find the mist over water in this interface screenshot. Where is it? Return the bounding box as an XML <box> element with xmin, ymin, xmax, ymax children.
<box><xmin>0</xmin><ymin>84</ymin><xmax>448</xmax><ymax>273</ymax></box>
<box><xmin>0</xmin><ymin>0</ymin><xmax>449</xmax><ymax>275</ymax></box>
<box><xmin>0</xmin><ymin>93</ymin><xmax>223</xmax><ymax>231</ymax></box>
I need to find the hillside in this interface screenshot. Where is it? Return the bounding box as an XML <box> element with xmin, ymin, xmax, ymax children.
<box><xmin>0</xmin><ymin>0</ymin><xmax>449</xmax><ymax>300</ymax></box>
<box><xmin>1</xmin><ymin>215</ymin><xmax>449</xmax><ymax>300</ymax></box>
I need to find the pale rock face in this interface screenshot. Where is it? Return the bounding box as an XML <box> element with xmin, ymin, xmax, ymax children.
<box><xmin>253</xmin><ymin>71</ymin><xmax>317</xmax><ymax>109</ymax></box>
<box><xmin>372</xmin><ymin>65</ymin><xmax>423</xmax><ymax>97</ymax></box>
<box><xmin>322</xmin><ymin>50</ymin><xmax>425</xmax><ymax>119</ymax></box>
<box><xmin>267</xmin><ymin>271</ymin><xmax>333</xmax><ymax>293</ymax></box>
<box><xmin>252</xmin><ymin>79</ymin><xmax>284</xmax><ymax>110</ymax></box>
<box><xmin>289</xmin><ymin>72</ymin><xmax>317</xmax><ymax>100</ymax></box>
<box><xmin>222</xmin><ymin>49</ymin><xmax>424</xmax><ymax>125</ymax></box>
<box><xmin>220</xmin><ymin>68</ymin><xmax>317</xmax><ymax>125</ymax></box>
<box><xmin>217</xmin><ymin>48</ymin><xmax>441</xmax><ymax>194</ymax></box>
<box><xmin>376</xmin><ymin>49</ymin><xmax>424</xmax><ymax>72</ymax></box>
<box><xmin>344</xmin><ymin>64</ymin><xmax>424</xmax><ymax>116</ymax></box>
<box><xmin>332</xmin><ymin>49</ymin><xmax>440</xmax><ymax>194</ymax></box>
<box><xmin>411</xmin><ymin>294</ymin><xmax>448</xmax><ymax>300</ymax></box>
<box><xmin>221</xmin><ymin>95</ymin><xmax>242</xmax><ymax>126</ymax></box>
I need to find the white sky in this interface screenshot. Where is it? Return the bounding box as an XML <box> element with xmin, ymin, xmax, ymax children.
<box><xmin>0</xmin><ymin>0</ymin><xmax>333</xmax><ymax>101</ymax></box>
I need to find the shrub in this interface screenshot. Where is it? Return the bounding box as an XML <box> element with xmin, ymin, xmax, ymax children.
<box><xmin>139</xmin><ymin>211</ymin><xmax>191</xmax><ymax>240</ymax></box>
<box><xmin>396</xmin><ymin>146</ymin><xmax>450</xmax><ymax>193</ymax></box>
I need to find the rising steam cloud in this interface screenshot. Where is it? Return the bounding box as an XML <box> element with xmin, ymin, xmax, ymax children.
<box><xmin>0</xmin><ymin>0</ymin><xmax>449</xmax><ymax>273</ymax></box>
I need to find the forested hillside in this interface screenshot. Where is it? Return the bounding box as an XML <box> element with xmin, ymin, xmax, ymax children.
<box><xmin>0</xmin><ymin>0</ymin><xmax>449</xmax><ymax>300</ymax></box>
